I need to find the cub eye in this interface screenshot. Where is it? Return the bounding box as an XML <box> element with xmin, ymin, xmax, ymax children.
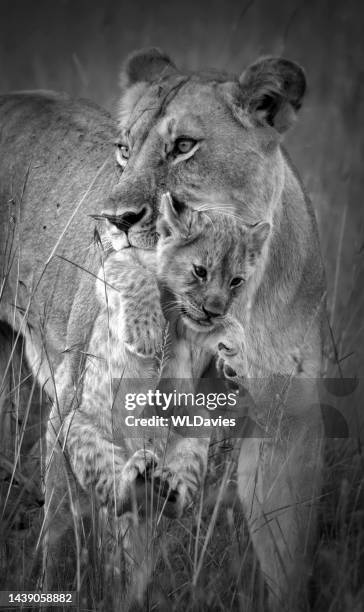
<box><xmin>115</xmin><ymin>143</ymin><xmax>130</xmax><ymax>167</ymax></box>
<box><xmin>230</xmin><ymin>277</ymin><xmax>244</xmax><ymax>289</ymax></box>
<box><xmin>193</xmin><ymin>264</ymin><xmax>207</xmax><ymax>280</ymax></box>
<box><xmin>174</xmin><ymin>138</ymin><xmax>197</xmax><ymax>155</ymax></box>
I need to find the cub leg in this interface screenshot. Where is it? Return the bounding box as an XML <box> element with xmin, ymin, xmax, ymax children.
<box><xmin>43</xmin><ymin>252</ymin><xmax>166</xmax><ymax>596</ymax></box>
<box><xmin>42</xmin><ymin>445</ymin><xmax>82</xmax><ymax>592</ymax></box>
<box><xmin>43</xmin><ymin>422</ymin><xmax>158</xmax><ymax>591</ymax></box>
<box><xmin>153</xmin><ymin>315</ymin><xmax>247</xmax><ymax>517</ymax></box>
<box><xmin>153</xmin><ymin>331</ymin><xmax>211</xmax><ymax>518</ymax></box>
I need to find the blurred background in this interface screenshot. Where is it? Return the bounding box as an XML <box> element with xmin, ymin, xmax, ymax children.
<box><xmin>0</xmin><ymin>0</ymin><xmax>363</xmax><ymax>378</ymax></box>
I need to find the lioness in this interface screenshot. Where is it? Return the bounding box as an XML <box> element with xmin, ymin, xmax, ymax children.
<box><xmin>0</xmin><ymin>49</ymin><xmax>325</xmax><ymax>610</ymax></box>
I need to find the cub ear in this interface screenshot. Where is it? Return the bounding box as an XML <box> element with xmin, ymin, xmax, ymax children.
<box><xmin>249</xmin><ymin>222</ymin><xmax>271</xmax><ymax>255</ymax></box>
<box><xmin>239</xmin><ymin>57</ymin><xmax>306</xmax><ymax>133</ymax></box>
<box><xmin>157</xmin><ymin>193</ymin><xmax>193</xmax><ymax>241</ymax></box>
<box><xmin>121</xmin><ymin>47</ymin><xmax>177</xmax><ymax>88</ymax></box>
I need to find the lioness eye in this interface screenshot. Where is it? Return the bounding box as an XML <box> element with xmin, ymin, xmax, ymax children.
<box><xmin>193</xmin><ymin>264</ymin><xmax>207</xmax><ymax>279</ymax></box>
<box><xmin>230</xmin><ymin>277</ymin><xmax>244</xmax><ymax>288</ymax></box>
<box><xmin>116</xmin><ymin>143</ymin><xmax>130</xmax><ymax>167</ymax></box>
<box><xmin>174</xmin><ymin>138</ymin><xmax>197</xmax><ymax>155</ymax></box>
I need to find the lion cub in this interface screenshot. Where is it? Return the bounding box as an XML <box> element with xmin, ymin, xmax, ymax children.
<box><xmin>60</xmin><ymin>195</ymin><xmax>270</xmax><ymax>512</ymax></box>
<box><xmin>156</xmin><ymin>194</ymin><xmax>270</xmax><ymax>375</ymax></box>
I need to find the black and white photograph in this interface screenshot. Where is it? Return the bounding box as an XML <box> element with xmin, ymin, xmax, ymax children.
<box><xmin>0</xmin><ymin>1</ymin><xmax>363</xmax><ymax>610</ymax></box>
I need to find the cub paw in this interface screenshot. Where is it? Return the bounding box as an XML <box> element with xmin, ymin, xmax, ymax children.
<box><xmin>152</xmin><ymin>469</ymin><xmax>189</xmax><ymax>519</ymax></box>
<box><xmin>124</xmin><ymin>314</ymin><xmax>164</xmax><ymax>358</ymax></box>
<box><xmin>122</xmin><ymin>449</ymin><xmax>158</xmax><ymax>482</ymax></box>
<box><xmin>115</xmin><ymin>449</ymin><xmax>159</xmax><ymax>515</ymax></box>
<box><xmin>153</xmin><ymin>459</ymin><xmax>202</xmax><ymax>518</ymax></box>
<box><xmin>217</xmin><ymin>342</ymin><xmax>246</xmax><ymax>379</ymax></box>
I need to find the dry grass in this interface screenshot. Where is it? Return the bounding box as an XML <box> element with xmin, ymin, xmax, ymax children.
<box><xmin>0</xmin><ymin>393</ymin><xmax>363</xmax><ymax>611</ymax></box>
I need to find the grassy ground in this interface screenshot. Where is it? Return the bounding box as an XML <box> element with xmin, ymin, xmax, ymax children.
<box><xmin>0</xmin><ymin>314</ymin><xmax>363</xmax><ymax>611</ymax></box>
<box><xmin>0</xmin><ymin>397</ymin><xmax>363</xmax><ymax>611</ymax></box>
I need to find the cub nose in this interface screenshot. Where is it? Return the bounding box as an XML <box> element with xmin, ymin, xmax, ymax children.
<box><xmin>202</xmin><ymin>302</ymin><xmax>225</xmax><ymax>319</ymax></box>
<box><xmin>101</xmin><ymin>207</ymin><xmax>147</xmax><ymax>233</ymax></box>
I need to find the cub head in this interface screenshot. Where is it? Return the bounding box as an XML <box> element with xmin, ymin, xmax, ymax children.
<box><xmin>102</xmin><ymin>48</ymin><xmax>305</xmax><ymax>250</ymax></box>
<box><xmin>156</xmin><ymin>193</ymin><xmax>270</xmax><ymax>333</ymax></box>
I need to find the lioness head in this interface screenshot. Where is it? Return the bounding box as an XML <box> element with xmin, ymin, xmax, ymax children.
<box><xmin>102</xmin><ymin>48</ymin><xmax>305</xmax><ymax>249</ymax></box>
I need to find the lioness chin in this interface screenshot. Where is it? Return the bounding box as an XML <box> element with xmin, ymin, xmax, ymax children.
<box><xmin>0</xmin><ymin>49</ymin><xmax>325</xmax><ymax>610</ymax></box>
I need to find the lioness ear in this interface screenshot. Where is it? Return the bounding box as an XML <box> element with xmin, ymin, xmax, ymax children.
<box><xmin>248</xmin><ymin>222</ymin><xmax>271</xmax><ymax>256</ymax></box>
<box><xmin>239</xmin><ymin>57</ymin><xmax>306</xmax><ymax>133</ymax></box>
<box><xmin>121</xmin><ymin>47</ymin><xmax>177</xmax><ymax>88</ymax></box>
<box><xmin>157</xmin><ymin>193</ymin><xmax>193</xmax><ymax>241</ymax></box>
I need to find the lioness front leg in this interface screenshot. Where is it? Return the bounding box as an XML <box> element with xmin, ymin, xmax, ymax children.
<box><xmin>237</xmin><ymin>388</ymin><xmax>323</xmax><ymax>611</ymax></box>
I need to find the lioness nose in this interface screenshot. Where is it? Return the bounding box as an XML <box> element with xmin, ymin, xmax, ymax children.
<box><xmin>102</xmin><ymin>207</ymin><xmax>147</xmax><ymax>233</ymax></box>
